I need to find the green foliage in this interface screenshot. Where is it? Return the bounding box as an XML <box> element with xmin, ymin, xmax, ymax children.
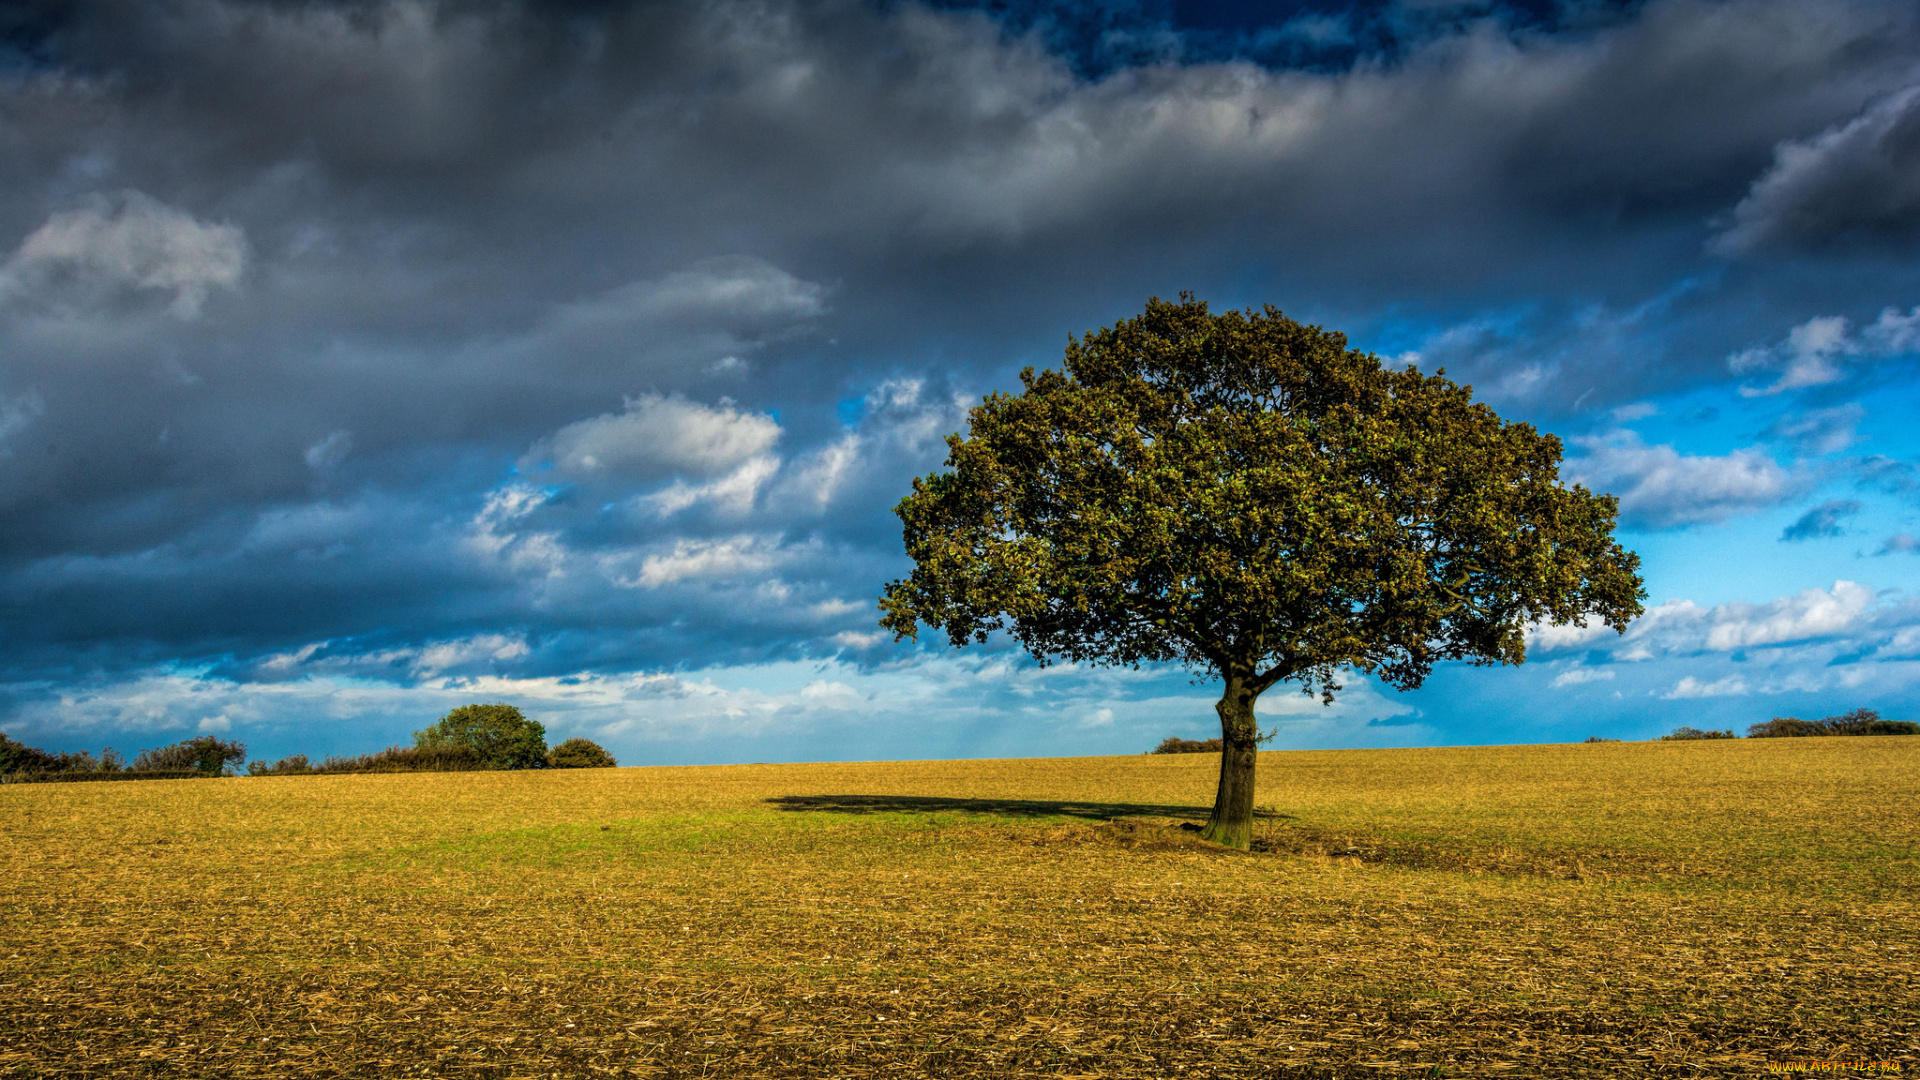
<box><xmin>1661</xmin><ymin>727</ymin><xmax>1737</xmax><ymax>741</ymax></box>
<box><xmin>1149</xmin><ymin>737</ymin><xmax>1223</xmax><ymax>755</ymax></box>
<box><xmin>0</xmin><ymin>732</ymin><xmax>61</xmax><ymax>775</ymax></box>
<box><xmin>881</xmin><ymin>295</ymin><xmax>1644</xmax><ymax>695</ymax></box>
<box><xmin>414</xmin><ymin>704</ymin><xmax>548</xmax><ymax>770</ymax></box>
<box><xmin>0</xmin><ymin>734</ymin><xmax>126</xmax><ymax>777</ymax></box>
<box><xmin>879</xmin><ymin>295</ymin><xmax>1645</xmax><ymax>847</ymax></box>
<box><xmin>1583</xmin><ymin>736</ymin><xmax>1622</xmax><ymax>743</ymax></box>
<box><xmin>131</xmin><ymin>736</ymin><xmax>248</xmax><ymax>775</ymax></box>
<box><xmin>1748</xmin><ymin>709</ymin><xmax>1919</xmax><ymax>738</ymax></box>
<box><xmin>546</xmin><ymin>738</ymin><xmax>618</xmax><ymax>768</ymax></box>
<box><xmin>51</xmin><ymin>748</ymin><xmax>123</xmax><ymax>773</ymax></box>
<box><xmin>322</xmin><ymin>746</ymin><xmax>485</xmax><ymax>773</ymax></box>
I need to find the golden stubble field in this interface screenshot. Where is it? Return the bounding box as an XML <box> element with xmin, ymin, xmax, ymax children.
<box><xmin>3</xmin><ymin>737</ymin><xmax>1915</xmax><ymax>1078</ymax></box>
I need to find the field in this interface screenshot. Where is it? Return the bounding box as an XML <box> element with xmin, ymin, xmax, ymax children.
<box><xmin>3</xmin><ymin>738</ymin><xmax>1916</xmax><ymax>1078</ymax></box>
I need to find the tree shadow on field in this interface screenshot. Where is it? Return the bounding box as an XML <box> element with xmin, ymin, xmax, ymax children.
<box><xmin>767</xmin><ymin>794</ymin><xmax>1295</xmax><ymax>822</ymax></box>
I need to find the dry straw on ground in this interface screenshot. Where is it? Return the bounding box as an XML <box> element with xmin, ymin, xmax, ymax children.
<box><xmin>3</xmin><ymin>738</ymin><xmax>1915</xmax><ymax>1076</ymax></box>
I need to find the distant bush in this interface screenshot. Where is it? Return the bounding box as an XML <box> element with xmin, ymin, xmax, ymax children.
<box><xmin>331</xmin><ymin>745</ymin><xmax>484</xmax><ymax>773</ymax></box>
<box><xmin>1661</xmin><ymin>727</ymin><xmax>1736</xmax><ymax>741</ymax></box>
<box><xmin>415</xmin><ymin>704</ymin><xmax>547</xmax><ymax>770</ymax></box>
<box><xmin>131</xmin><ymin>736</ymin><xmax>248</xmax><ymax>775</ymax></box>
<box><xmin>547</xmin><ymin>738</ymin><xmax>617</xmax><ymax>768</ymax></box>
<box><xmin>249</xmin><ymin>745</ymin><xmax>486</xmax><ymax>775</ymax></box>
<box><xmin>1583</xmin><ymin>736</ymin><xmax>1621</xmax><ymax>743</ymax></box>
<box><xmin>1748</xmin><ymin>709</ymin><xmax>1920</xmax><ymax>738</ymax></box>
<box><xmin>1150</xmin><ymin>736</ymin><xmax>1223</xmax><ymax>755</ymax></box>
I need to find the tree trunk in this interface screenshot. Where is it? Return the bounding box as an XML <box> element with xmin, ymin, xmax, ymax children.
<box><xmin>1200</xmin><ymin>673</ymin><xmax>1261</xmax><ymax>850</ymax></box>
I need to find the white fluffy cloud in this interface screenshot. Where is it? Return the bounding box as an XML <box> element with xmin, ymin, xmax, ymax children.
<box><xmin>407</xmin><ymin>634</ymin><xmax>530</xmax><ymax>675</ymax></box>
<box><xmin>1550</xmin><ymin>666</ymin><xmax>1616</xmax><ymax>688</ymax></box>
<box><xmin>644</xmin><ymin>455</ymin><xmax>783</xmax><ymax>518</ymax></box>
<box><xmin>1728</xmin><ymin>306</ymin><xmax>1920</xmax><ymax>396</ymax></box>
<box><xmin>1528</xmin><ymin>622</ymin><xmax>1613</xmax><ymax>652</ymax></box>
<box><xmin>0</xmin><ymin>191</ymin><xmax>245</xmax><ymax>318</ymax></box>
<box><xmin>1661</xmin><ymin>675</ymin><xmax>1750</xmax><ymax>699</ymax></box>
<box><xmin>632</xmin><ymin>533</ymin><xmax>792</xmax><ymax>588</ymax></box>
<box><xmin>1702</xmin><ymin>580</ymin><xmax>1874</xmax><ymax>649</ymax></box>
<box><xmin>1567</xmin><ymin>431</ymin><xmax>1804</xmax><ymax>529</ymax></box>
<box><xmin>525</xmin><ymin>395</ymin><xmax>781</xmax><ymax>482</ymax></box>
<box><xmin>1533</xmin><ymin>580</ymin><xmax>1884</xmax><ymax>662</ymax></box>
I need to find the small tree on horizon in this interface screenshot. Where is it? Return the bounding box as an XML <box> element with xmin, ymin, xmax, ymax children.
<box><xmin>547</xmin><ymin>737</ymin><xmax>618</xmax><ymax>768</ymax></box>
<box><xmin>880</xmin><ymin>296</ymin><xmax>1645</xmax><ymax>849</ymax></box>
<box><xmin>415</xmin><ymin>704</ymin><xmax>548</xmax><ymax>770</ymax></box>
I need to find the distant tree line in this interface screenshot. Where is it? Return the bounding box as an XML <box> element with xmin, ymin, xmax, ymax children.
<box><xmin>1</xmin><ymin>704</ymin><xmax>617</xmax><ymax>783</ymax></box>
<box><xmin>1145</xmin><ymin>706</ymin><xmax>1918</xmax><ymax>753</ymax></box>
<box><xmin>0</xmin><ymin>732</ymin><xmax>246</xmax><ymax>782</ymax></box>
<box><xmin>1661</xmin><ymin>708</ymin><xmax>1917</xmax><ymax>741</ymax></box>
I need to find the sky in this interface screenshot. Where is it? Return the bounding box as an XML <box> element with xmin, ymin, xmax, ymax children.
<box><xmin>3</xmin><ymin>0</ymin><xmax>1919</xmax><ymax>767</ymax></box>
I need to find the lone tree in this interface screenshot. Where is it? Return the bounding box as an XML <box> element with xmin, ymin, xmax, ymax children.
<box><xmin>415</xmin><ymin>704</ymin><xmax>548</xmax><ymax>770</ymax></box>
<box><xmin>880</xmin><ymin>296</ymin><xmax>1644</xmax><ymax>849</ymax></box>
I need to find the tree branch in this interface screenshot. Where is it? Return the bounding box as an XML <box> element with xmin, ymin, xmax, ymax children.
<box><xmin>1250</xmin><ymin>657</ymin><xmax>1296</xmax><ymax>695</ymax></box>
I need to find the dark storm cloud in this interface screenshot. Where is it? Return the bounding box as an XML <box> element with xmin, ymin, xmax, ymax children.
<box><xmin>3</xmin><ymin>0</ymin><xmax>1920</xmax><ymax>700</ymax></box>
<box><xmin>1716</xmin><ymin>86</ymin><xmax>1920</xmax><ymax>255</ymax></box>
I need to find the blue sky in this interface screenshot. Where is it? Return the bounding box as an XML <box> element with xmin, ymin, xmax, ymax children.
<box><xmin>2</xmin><ymin>0</ymin><xmax>1918</xmax><ymax>765</ymax></box>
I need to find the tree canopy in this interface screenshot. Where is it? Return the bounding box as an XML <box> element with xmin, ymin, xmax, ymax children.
<box><xmin>414</xmin><ymin>704</ymin><xmax>548</xmax><ymax>770</ymax></box>
<box><xmin>131</xmin><ymin>735</ymin><xmax>248</xmax><ymax>776</ymax></box>
<box><xmin>880</xmin><ymin>296</ymin><xmax>1645</xmax><ymax>848</ymax></box>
